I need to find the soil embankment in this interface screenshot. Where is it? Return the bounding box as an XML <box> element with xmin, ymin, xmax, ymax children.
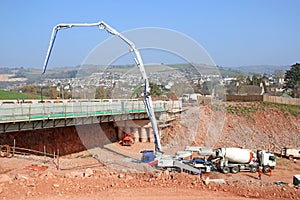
<box><xmin>0</xmin><ymin>123</ymin><xmax>116</xmax><ymax>156</ymax></box>
<box><xmin>162</xmin><ymin>102</ymin><xmax>299</xmax><ymax>153</ymax></box>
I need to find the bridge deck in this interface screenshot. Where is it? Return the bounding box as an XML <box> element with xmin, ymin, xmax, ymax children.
<box><xmin>0</xmin><ymin>100</ymin><xmax>182</xmax><ymax>133</ymax></box>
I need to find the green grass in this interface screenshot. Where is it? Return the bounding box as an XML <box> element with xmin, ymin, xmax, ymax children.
<box><xmin>224</xmin><ymin>102</ymin><xmax>300</xmax><ymax>117</ymax></box>
<box><xmin>0</xmin><ymin>90</ymin><xmax>41</xmax><ymax>100</ymax></box>
<box><xmin>262</xmin><ymin>102</ymin><xmax>300</xmax><ymax>116</ymax></box>
<box><xmin>224</xmin><ymin>104</ymin><xmax>260</xmax><ymax>116</ymax></box>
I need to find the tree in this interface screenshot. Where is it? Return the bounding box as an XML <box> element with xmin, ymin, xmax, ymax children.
<box><xmin>235</xmin><ymin>73</ymin><xmax>245</xmax><ymax>83</ymax></box>
<box><xmin>19</xmin><ymin>85</ymin><xmax>38</xmax><ymax>94</ymax></box>
<box><xmin>251</xmin><ymin>74</ymin><xmax>260</xmax><ymax>86</ymax></box>
<box><xmin>95</xmin><ymin>86</ymin><xmax>113</xmax><ymax>99</ymax></box>
<box><xmin>149</xmin><ymin>82</ymin><xmax>162</xmax><ymax>97</ymax></box>
<box><xmin>284</xmin><ymin>63</ymin><xmax>300</xmax><ymax>97</ymax></box>
<box><xmin>44</xmin><ymin>86</ymin><xmax>59</xmax><ymax>99</ymax></box>
<box><xmin>131</xmin><ymin>82</ymin><xmax>162</xmax><ymax>98</ymax></box>
<box><xmin>245</xmin><ymin>76</ymin><xmax>252</xmax><ymax>85</ymax></box>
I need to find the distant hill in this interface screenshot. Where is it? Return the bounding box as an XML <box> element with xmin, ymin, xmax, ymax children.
<box><xmin>230</xmin><ymin>65</ymin><xmax>290</xmax><ymax>75</ymax></box>
<box><xmin>217</xmin><ymin>66</ymin><xmax>244</xmax><ymax>77</ymax></box>
<box><xmin>0</xmin><ymin>64</ymin><xmax>291</xmax><ymax>86</ymax></box>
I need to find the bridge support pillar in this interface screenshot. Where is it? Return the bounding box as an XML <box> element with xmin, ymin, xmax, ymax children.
<box><xmin>148</xmin><ymin>128</ymin><xmax>155</xmax><ymax>143</ymax></box>
<box><xmin>140</xmin><ymin>127</ymin><xmax>147</xmax><ymax>142</ymax></box>
<box><xmin>117</xmin><ymin>127</ymin><xmax>124</xmax><ymax>141</ymax></box>
<box><xmin>132</xmin><ymin>127</ymin><xmax>139</xmax><ymax>142</ymax></box>
<box><xmin>125</xmin><ymin>126</ymin><xmax>131</xmax><ymax>135</ymax></box>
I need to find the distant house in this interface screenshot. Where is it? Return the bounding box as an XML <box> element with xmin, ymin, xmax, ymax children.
<box><xmin>238</xmin><ymin>85</ymin><xmax>264</xmax><ymax>95</ymax></box>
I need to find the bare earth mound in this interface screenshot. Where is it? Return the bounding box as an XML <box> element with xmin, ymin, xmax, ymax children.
<box><xmin>170</xmin><ymin>102</ymin><xmax>299</xmax><ymax>150</ymax></box>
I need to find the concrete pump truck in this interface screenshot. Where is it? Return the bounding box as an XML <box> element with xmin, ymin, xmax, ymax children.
<box><xmin>41</xmin><ymin>21</ymin><xmax>210</xmax><ymax>175</ymax></box>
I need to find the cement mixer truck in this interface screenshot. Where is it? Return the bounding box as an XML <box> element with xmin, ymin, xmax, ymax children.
<box><xmin>215</xmin><ymin>148</ymin><xmax>276</xmax><ymax>174</ymax></box>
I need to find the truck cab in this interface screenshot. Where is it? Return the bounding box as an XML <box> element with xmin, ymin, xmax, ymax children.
<box><xmin>281</xmin><ymin>148</ymin><xmax>300</xmax><ymax>160</ymax></box>
<box><xmin>257</xmin><ymin>150</ymin><xmax>276</xmax><ymax>173</ymax></box>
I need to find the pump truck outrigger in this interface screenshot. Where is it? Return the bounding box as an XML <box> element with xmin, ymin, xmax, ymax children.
<box><xmin>42</xmin><ymin>21</ymin><xmax>207</xmax><ymax>175</ymax></box>
<box><xmin>41</xmin><ymin>21</ymin><xmax>163</xmax><ymax>154</ymax></box>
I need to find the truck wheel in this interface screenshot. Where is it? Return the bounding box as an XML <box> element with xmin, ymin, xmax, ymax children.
<box><xmin>289</xmin><ymin>155</ymin><xmax>294</xmax><ymax>160</ymax></box>
<box><xmin>176</xmin><ymin>168</ymin><xmax>182</xmax><ymax>173</ymax></box>
<box><xmin>191</xmin><ymin>171</ymin><xmax>199</xmax><ymax>175</ymax></box>
<box><xmin>0</xmin><ymin>145</ymin><xmax>11</xmax><ymax>157</ymax></box>
<box><xmin>222</xmin><ymin>166</ymin><xmax>230</xmax><ymax>174</ymax></box>
<box><xmin>250</xmin><ymin>166</ymin><xmax>258</xmax><ymax>173</ymax></box>
<box><xmin>231</xmin><ymin>166</ymin><xmax>239</xmax><ymax>174</ymax></box>
<box><xmin>263</xmin><ymin>166</ymin><xmax>269</xmax><ymax>173</ymax></box>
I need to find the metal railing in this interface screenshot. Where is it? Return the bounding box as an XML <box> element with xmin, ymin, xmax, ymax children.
<box><xmin>0</xmin><ymin>100</ymin><xmax>182</xmax><ymax>123</ymax></box>
<box><xmin>0</xmin><ymin>140</ymin><xmax>59</xmax><ymax>169</ymax></box>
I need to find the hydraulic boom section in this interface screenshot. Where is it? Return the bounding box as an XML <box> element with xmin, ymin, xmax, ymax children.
<box><xmin>41</xmin><ymin>21</ymin><xmax>162</xmax><ymax>152</ymax></box>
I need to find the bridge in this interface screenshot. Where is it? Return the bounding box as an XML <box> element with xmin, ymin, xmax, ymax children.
<box><xmin>0</xmin><ymin>99</ymin><xmax>182</xmax><ymax>134</ymax></box>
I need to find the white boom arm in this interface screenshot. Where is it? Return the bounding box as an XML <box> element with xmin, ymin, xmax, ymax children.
<box><xmin>42</xmin><ymin>21</ymin><xmax>162</xmax><ymax>152</ymax></box>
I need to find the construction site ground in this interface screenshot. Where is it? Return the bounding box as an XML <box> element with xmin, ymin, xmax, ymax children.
<box><xmin>0</xmin><ymin>151</ymin><xmax>299</xmax><ymax>200</ymax></box>
<box><xmin>0</xmin><ymin>102</ymin><xmax>300</xmax><ymax>199</ymax></box>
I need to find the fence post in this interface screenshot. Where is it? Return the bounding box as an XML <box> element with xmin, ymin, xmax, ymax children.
<box><xmin>29</xmin><ymin>105</ymin><xmax>31</xmax><ymax>121</ymax></box>
<box><xmin>64</xmin><ymin>103</ymin><xmax>67</xmax><ymax>118</ymax></box>
<box><xmin>42</xmin><ymin>103</ymin><xmax>45</xmax><ymax>119</ymax></box>
<box><xmin>57</xmin><ymin>149</ymin><xmax>60</xmax><ymax>170</ymax></box>
<box><xmin>44</xmin><ymin>145</ymin><xmax>46</xmax><ymax>163</ymax></box>
<box><xmin>13</xmin><ymin>139</ymin><xmax>16</xmax><ymax>157</ymax></box>
<box><xmin>87</xmin><ymin>104</ymin><xmax>89</xmax><ymax>117</ymax></box>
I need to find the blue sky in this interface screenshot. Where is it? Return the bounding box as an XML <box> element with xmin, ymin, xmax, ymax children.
<box><xmin>0</xmin><ymin>0</ymin><xmax>299</xmax><ymax>68</ymax></box>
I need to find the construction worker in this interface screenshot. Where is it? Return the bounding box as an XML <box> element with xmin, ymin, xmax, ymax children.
<box><xmin>199</xmin><ymin>169</ymin><xmax>203</xmax><ymax>180</ymax></box>
<box><xmin>258</xmin><ymin>167</ymin><xmax>262</xmax><ymax>180</ymax></box>
<box><xmin>268</xmin><ymin>167</ymin><xmax>272</xmax><ymax>176</ymax></box>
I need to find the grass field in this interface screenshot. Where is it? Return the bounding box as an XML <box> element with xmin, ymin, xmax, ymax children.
<box><xmin>0</xmin><ymin>90</ymin><xmax>41</xmax><ymax>100</ymax></box>
<box><xmin>263</xmin><ymin>102</ymin><xmax>300</xmax><ymax>116</ymax></box>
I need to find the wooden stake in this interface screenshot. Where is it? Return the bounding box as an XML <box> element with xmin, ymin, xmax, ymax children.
<box><xmin>13</xmin><ymin>139</ymin><xmax>16</xmax><ymax>157</ymax></box>
<box><xmin>57</xmin><ymin>149</ymin><xmax>60</xmax><ymax>170</ymax></box>
<box><xmin>44</xmin><ymin>145</ymin><xmax>46</xmax><ymax>163</ymax></box>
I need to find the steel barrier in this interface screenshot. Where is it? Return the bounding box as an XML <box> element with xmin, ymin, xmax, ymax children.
<box><xmin>0</xmin><ymin>100</ymin><xmax>182</xmax><ymax>123</ymax></box>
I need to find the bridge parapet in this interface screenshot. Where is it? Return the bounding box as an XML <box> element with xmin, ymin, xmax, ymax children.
<box><xmin>0</xmin><ymin>100</ymin><xmax>182</xmax><ymax>133</ymax></box>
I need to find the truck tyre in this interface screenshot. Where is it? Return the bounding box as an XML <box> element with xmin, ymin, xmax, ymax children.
<box><xmin>176</xmin><ymin>168</ymin><xmax>182</xmax><ymax>173</ymax></box>
<box><xmin>263</xmin><ymin>166</ymin><xmax>269</xmax><ymax>174</ymax></box>
<box><xmin>289</xmin><ymin>155</ymin><xmax>294</xmax><ymax>160</ymax></box>
<box><xmin>231</xmin><ymin>166</ymin><xmax>239</xmax><ymax>174</ymax></box>
<box><xmin>0</xmin><ymin>145</ymin><xmax>11</xmax><ymax>157</ymax></box>
<box><xmin>191</xmin><ymin>171</ymin><xmax>199</xmax><ymax>175</ymax></box>
<box><xmin>222</xmin><ymin>166</ymin><xmax>230</xmax><ymax>174</ymax></box>
<box><xmin>250</xmin><ymin>166</ymin><xmax>258</xmax><ymax>173</ymax></box>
